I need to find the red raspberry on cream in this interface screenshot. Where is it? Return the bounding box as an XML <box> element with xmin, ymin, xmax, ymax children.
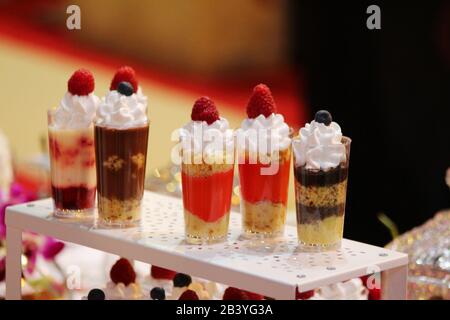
<box><xmin>68</xmin><ymin>69</ymin><xmax>95</xmax><ymax>96</ymax></box>
<box><xmin>246</xmin><ymin>83</ymin><xmax>277</xmax><ymax>118</ymax></box>
<box><xmin>191</xmin><ymin>96</ymin><xmax>220</xmax><ymax>125</ymax></box>
<box><xmin>110</xmin><ymin>258</ymin><xmax>136</xmax><ymax>286</ymax></box>
<box><xmin>110</xmin><ymin>66</ymin><xmax>138</xmax><ymax>93</ymax></box>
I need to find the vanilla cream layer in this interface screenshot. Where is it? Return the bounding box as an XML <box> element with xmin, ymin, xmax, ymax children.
<box><xmin>297</xmin><ymin>215</ymin><xmax>344</xmax><ymax>246</ymax></box>
<box><xmin>48</xmin><ymin>125</ymin><xmax>96</xmax><ymax>188</ymax></box>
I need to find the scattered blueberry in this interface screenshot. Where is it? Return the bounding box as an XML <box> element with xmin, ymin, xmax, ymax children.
<box><xmin>173</xmin><ymin>273</ymin><xmax>192</xmax><ymax>287</ymax></box>
<box><xmin>150</xmin><ymin>287</ymin><xmax>166</xmax><ymax>300</ymax></box>
<box><xmin>117</xmin><ymin>81</ymin><xmax>134</xmax><ymax>96</ymax></box>
<box><xmin>314</xmin><ymin>110</ymin><xmax>332</xmax><ymax>126</ymax></box>
<box><xmin>87</xmin><ymin>288</ymin><xmax>105</xmax><ymax>300</ymax></box>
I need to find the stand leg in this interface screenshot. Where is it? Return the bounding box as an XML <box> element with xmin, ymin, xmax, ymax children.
<box><xmin>6</xmin><ymin>227</ymin><xmax>22</xmax><ymax>300</ymax></box>
<box><xmin>381</xmin><ymin>264</ymin><xmax>408</xmax><ymax>300</ymax></box>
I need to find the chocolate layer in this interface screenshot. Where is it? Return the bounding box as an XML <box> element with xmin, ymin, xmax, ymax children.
<box><xmin>294</xmin><ymin>164</ymin><xmax>348</xmax><ymax>187</ymax></box>
<box><xmin>95</xmin><ymin>125</ymin><xmax>149</xmax><ymax>201</ymax></box>
<box><xmin>296</xmin><ymin>203</ymin><xmax>345</xmax><ymax>224</ymax></box>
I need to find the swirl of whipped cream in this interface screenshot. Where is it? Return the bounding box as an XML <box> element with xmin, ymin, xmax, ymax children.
<box><xmin>52</xmin><ymin>92</ymin><xmax>100</xmax><ymax>129</ymax></box>
<box><xmin>293</xmin><ymin>120</ymin><xmax>346</xmax><ymax>170</ymax></box>
<box><xmin>236</xmin><ymin>113</ymin><xmax>291</xmax><ymax>154</ymax></box>
<box><xmin>103</xmin><ymin>281</ymin><xmax>143</xmax><ymax>300</ymax></box>
<box><xmin>136</xmin><ymin>87</ymin><xmax>148</xmax><ymax>106</ymax></box>
<box><xmin>96</xmin><ymin>90</ymin><xmax>148</xmax><ymax>129</ymax></box>
<box><xmin>179</xmin><ymin>118</ymin><xmax>234</xmax><ymax>164</ymax></box>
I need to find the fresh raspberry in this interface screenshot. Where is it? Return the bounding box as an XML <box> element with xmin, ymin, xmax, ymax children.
<box><xmin>67</xmin><ymin>68</ymin><xmax>95</xmax><ymax>96</ymax></box>
<box><xmin>110</xmin><ymin>66</ymin><xmax>138</xmax><ymax>92</ymax></box>
<box><xmin>110</xmin><ymin>258</ymin><xmax>136</xmax><ymax>286</ymax></box>
<box><xmin>368</xmin><ymin>288</ymin><xmax>381</xmax><ymax>300</ymax></box>
<box><xmin>191</xmin><ymin>96</ymin><xmax>220</xmax><ymax>125</ymax></box>
<box><xmin>179</xmin><ymin>289</ymin><xmax>199</xmax><ymax>300</ymax></box>
<box><xmin>246</xmin><ymin>83</ymin><xmax>277</xmax><ymax>118</ymax></box>
<box><xmin>296</xmin><ymin>289</ymin><xmax>314</xmax><ymax>300</ymax></box>
<box><xmin>151</xmin><ymin>265</ymin><xmax>176</xmax><ymax>280</ymax></box>
<box><xmin>223</xmin><ymin>287</ymin><xmax>249</xmax><ymax>300</ymax></box>
<box><xmin>243</xmin><ymin>290</ymin><xmax>264</xmax><ymax>300</ymax></box>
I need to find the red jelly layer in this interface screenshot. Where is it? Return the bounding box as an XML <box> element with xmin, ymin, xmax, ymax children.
<box><xmin>51</xmin><ymin>185</ymin><xmax>96</xmax><ymax>210</ymax></box>
<box><xmin>181</xmin><ymin>169</ymin><xmax>234</xmax><ymax>222</ymax></box>
<box><xmin>238</xmin><ymin>157</ymin><xmax>291</xmax><ymax>204</ymax></box>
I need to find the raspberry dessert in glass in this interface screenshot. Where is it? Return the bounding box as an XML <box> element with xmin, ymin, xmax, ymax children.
<box><xmin>292</xmin><ymin>110</ymin><xmax>351</xmax><ymax>251</ymax></box>
<box><xmin>179</xmin><ymin>97</ymin><xmax>234</xmax><ymax>244</ymax></box>
<box><xmin>95</xmin><ymin>66</ymin><xmax>149</xmax><ymax>227</ymax></box>
<box><xmin>236</xmin><ymin>84</ymin><xmax>292</xmax><ymax>237</ymax></box>
<box><xmin>48</xmin><ymin>69</ymin><xmax>100</xmax><ymax>218</ymax></box>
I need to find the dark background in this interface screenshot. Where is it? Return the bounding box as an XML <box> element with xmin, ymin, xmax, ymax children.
<box><xmin>290</xmin><ymin>0</ymin><xmax>450</xmax><ymax>246</ymax></box>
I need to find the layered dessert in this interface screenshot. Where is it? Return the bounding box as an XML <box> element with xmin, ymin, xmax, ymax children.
<box><xmin>236</xmin><ymin>84</ymin><xmax>291</xmax><ymax>237</ymax></box>
<box><xmin>179</xmin><ymin>97</ymin><xmax>234</xmax><ymax>244</ymax></box>
<box><xmin>95</xmin><ymin>66</ymin><xmax>149</xmax><ymax>227</ymax></box>
<box><xmin>84</xmin><ymin>258</ymin><xmax>143</xmax><ymax>300</ymax></box>
<box><xmin>48</xmin><ymin>69</ymin><xmax>100</xmax><ymax>217</ymax></box>
<box><xmin>292</xmin><ymin>110</ymin><xmax>351</xmax><ymax>251</ymax></box>
<box><xmin>142</xmin><ymin>265</ymin><xmax>177</xmax><ymax>295</ymax></box>
<box><xmin>168</xmin><ymin>273</ymin><xmax>225</xmax><ymax>300</ymax></box>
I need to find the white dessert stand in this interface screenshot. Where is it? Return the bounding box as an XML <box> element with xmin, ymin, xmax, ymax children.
<box><xmin>5</xmin><ymin>191</ymin><xmax>408</xmax><ymax>300</ymax></box>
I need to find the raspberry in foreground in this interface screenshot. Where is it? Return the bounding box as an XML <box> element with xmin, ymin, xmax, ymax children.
<box><xmin>296</xmin><ymin>289</ymin><xmax>314</xmax><ymax>300</ymax></box>
<box><xmin>110</xmin><ymin>65</ymin><xmax>138</xmax><ymax>92</ymax></box>
<box><xmin>191</xmin><ymin>96</ymin><xmax>220</xmax><ymax>125</ymax></box>
<box><xmin>67</xmin><ymin>68</ymin><xmax>95</xmax><ymax>96</ymax></box>
<box><xmin>109</xmin><ymin>258</ymin><xmax>136</xmax><ymax>286</ymax></box>
<box><xmin>223</xmin><ymin>287</ymin><xmax>249</xmax><ymax>300</ymax></box>
<box><xmin>179</xmin><ymin>289</ymin><xmax>199</xmax><ymax>300</ymax></box>
<box><xmin>151</xmin><ymin>265</ymin><xmax>177</xmax><ymax>280</ymax></box>
<box><xmin>246</xmin><ymin>83</ymin><xmax>277</xmax><ymax>118</ymax></box>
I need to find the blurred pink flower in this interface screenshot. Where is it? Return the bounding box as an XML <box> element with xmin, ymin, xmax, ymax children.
<box><xmin>41</xmin><ymin>237</ymin><xmax>65</xmax><ymax>261</ymax></box>
<box><xmin>0</xmin><ymin>257</ymin><xmax>5</xmax><ymax>282</ymax></box>
<box><xmin>0</xmin><ymin>183</ymin><xmax>37</xmax><ymax>239</ymax></box>
<box><xmin>23</xmin><ymin>239</ymin><xmax>38</xmax><ymax>274</ymax></box>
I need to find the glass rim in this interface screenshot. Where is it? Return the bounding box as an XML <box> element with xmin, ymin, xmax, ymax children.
<box><xmin>292</xmin><ymin>135</ymin><xmax>351</xmax><ymax>145</ymax></box>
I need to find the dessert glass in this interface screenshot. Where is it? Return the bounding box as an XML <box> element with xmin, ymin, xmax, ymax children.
<box><xmin>181</xmin><ymin>150</ymin><xmax>235</xmax><ymax>244</ymax></box>
<box><xmin>293</xmin><ymin>136</ymin><xmax>351</xmax><ymax>251</ymax></box>
<box><xmin>48</xmin><ymin>110</ymin><xmax>96</xmax><ymax>218</ymax></box>
<box><xmin>95</xmin><ymin>123</ymin><xmax>149</xmax><ymax>227</ymax></box>
<box><xmin>238</xmin><ymin>146</ymin><xmax>291</xmax><ymax>238</ymax></box>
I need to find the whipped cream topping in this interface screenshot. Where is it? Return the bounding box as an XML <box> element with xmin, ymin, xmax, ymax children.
<box><xmin>311</xmin><ymin>278</ymin><xmax>368</xmax><ymax>300</ymax></box>
<box><xmin>293</xmin><ymin>120</ymin><xmax>346</xmax><ymax>170</ymax></box>
<box><xmin>51</xmin><ymin>92</ymin><xmax>100</xmax><ymax>129</ymax></box>
<box><xmin>96</xmin><ymin>90</ymin><xmax>148</xmax><ymax>129</ymax></box>
<box><xmin>236</xmin><ymin>113</ymin><xmax>291</xmax><ymax>154</ymax></box>
<box><xmin>136</xmin><ymin>87</ymin><xmax>148</xmax><ymax>106</ymax></box>
<box><xmin>103</xmin><ymin>281</ymin><xmax>143</xmax><ymax>300</ymax></box>
<box><xmin>179</xmin><ymin>118</ymin><xmax>234</xmax><ymax>164</ymax></box>
<box><xmin>167</xmin><ymin>280</ymin><xmax>225</xmax><ymax>300</ymax></box>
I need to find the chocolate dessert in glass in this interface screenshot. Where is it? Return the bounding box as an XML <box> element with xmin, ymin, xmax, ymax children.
<box><xmin>236</xmin><ymin>84</ymin><xmax>292</xmax><ymax>238</ymax></box>
<box><xmin>48</xmin><ymin>69</ymin><xmax>100</xmax><ymax>218</ymax></box>
<box><xmin>95</xmin><ymin>67</ymin><xmax>149</xmax><ymax>227</ymax></box>
<box><xmin>292</xmin><ymin>110</ymin><xmax>351</xmax><ymax>251</ymax></box>
<box><xmin>179</xmin><ymin>97</ymin><xmax>235</xmax><ymax>244</ymax></box>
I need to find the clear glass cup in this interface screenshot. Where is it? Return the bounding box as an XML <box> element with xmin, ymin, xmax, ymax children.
<box><xmin>181</xmin><ymin>148</ymin><xmax>235</xmax><ymax>244</ymax></box>
<box><xmin>94</xmin><ymin>123</ymin><xmax>149</xmax><ymax>227</ymax></box>
<box><xmin>293</xmin><ymin>136</ymin><xmax>351</xmax><ymax>251</ymax></box>
<box><xmin>47</xmin><ymin>110</ymin><xmax>96</xmax><ymax>218</ymax></box>
<box><xmin>238</xmin><ymin>146</ymin><xmax>291</xmax><ymax>238</ymax></box>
